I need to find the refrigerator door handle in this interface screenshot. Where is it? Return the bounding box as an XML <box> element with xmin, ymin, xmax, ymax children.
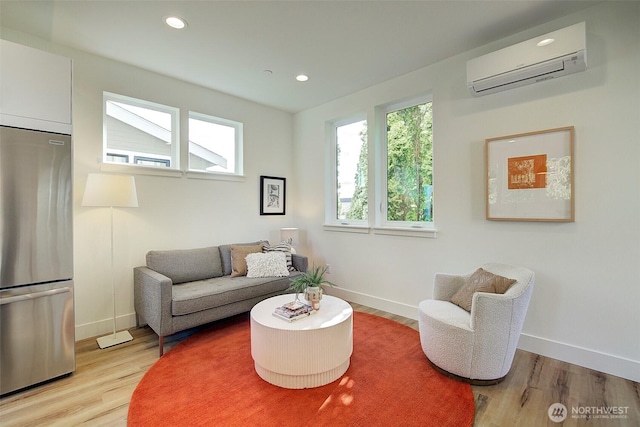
<box><xmin>0</xmin><ymin>287</ymin><xmax>72</xmax><ymax>305</ymax></box>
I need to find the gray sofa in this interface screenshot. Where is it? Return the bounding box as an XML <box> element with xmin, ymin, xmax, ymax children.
<box><xmin>134</xmin><ymin>242</ymin><xmax>308</xmax><ymax>356</ymax></box>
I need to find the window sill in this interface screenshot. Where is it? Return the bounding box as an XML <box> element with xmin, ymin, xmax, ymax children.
<box><xmin>372</xmin><ymin>226</ymin><xmax>437</xmax><ymax>238</ymax></box>
<box><xmin>323</xmin><ymin>224</ymin><xmax>371</xmax><ymax>234</ymax></box>
<box><xmin>186</xmin><ymin>171</ymin><xmax>245</xmax><ymax>182</ymax></box>
<box><xmin>323</xmin><ymin>224</ymin><xmax>437</xmax><ymax>238</ymax></box>
<box><xmin>100</xmin><ymin>162</ymin><xmax>183</xmax><ymax>178</ymax></box>
<box><xmin>99</xmin><ymin>163</ymin><xmax>246</xmax><ymax>182</ymax></box>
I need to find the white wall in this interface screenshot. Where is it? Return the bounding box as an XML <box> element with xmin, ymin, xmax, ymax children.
<box><xmin>293</xmin><ymin>2</ymin><xmax>639</xmax><ymax>381</ymax></box>
<box><xmin>1</xmin><ymin>29</ymin><xmax>297</xmax><ymax>341</ymax></box>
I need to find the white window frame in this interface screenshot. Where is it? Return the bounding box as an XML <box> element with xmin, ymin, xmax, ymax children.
<box><xmin>103</xmin><ymin>92</ymin><xmax>180</xmax><ymax>171</ymax></box>
<box><xmin>373</xmin><ymin>94</ymin><xmax>436</xmax><ymax>238</ymax></box>
<box><xmin>324</xmin><ymin>115</ymin><xmax>370</xmax><ymax>233</ymax></box>
<box><xmin>187</xmin><ymin>111</ymin><xmax>243</xmax><ymax>177</ymax></box>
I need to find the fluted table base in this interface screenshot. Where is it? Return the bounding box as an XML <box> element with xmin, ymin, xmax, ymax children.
<box><xmin>250</xmin><ymin>294</ymin><xmax>353</xmax><ymax>389</ymax></box>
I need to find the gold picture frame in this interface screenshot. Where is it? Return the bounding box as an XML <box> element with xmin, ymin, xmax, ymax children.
<box><xmin>486</xmin><ymin>126</ymin><xmax>574</xmax><ymax>222</ymax></box>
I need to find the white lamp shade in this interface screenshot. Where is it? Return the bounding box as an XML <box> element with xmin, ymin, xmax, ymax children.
<box><xmin>280</xmin><ymin>228</ymin><xmax>299</xmax><ymax>246</ymax></box>
<box><xmin>82</xmin><ymin>173</ymin><xmax>139</xmax><ymax>208</ymax></box>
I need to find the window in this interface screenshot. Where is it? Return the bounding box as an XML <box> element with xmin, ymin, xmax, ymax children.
<box><xmin>380</xmin><ymin>96</ymin><xmax>433</xmax><ymax>227</ymax></box>
<box><xmin>104</xmin><ymin>92</ymin><xmax>179</xmax><ymax>169</ymax></box>
<box><xmin>102</xmin><ymin>93</ymin><xmax>244</xmax><ymax>179</ymax></box>
<box><xmin>134</xmin><ymin>156</ymin><xmax>171</xmax><ymax>167</ymax></box>
<box><xmin>188</xmin><ymin>112</ymin><xmax>242</xmax><ymax>175</ymax></box>
<box><xmin>325</xmin><ymin>94</ymin><xmax>434</xmax><ymax>237</ymax></box>
<box><xmin>106</xmin><ymin>153</ymin><xmax>129</xmax><ymax>164</ymax></box>
<box><xmin>328</xmin><ymin>118</ymin><xmax>368</xmax><ymax>225</ymax></box>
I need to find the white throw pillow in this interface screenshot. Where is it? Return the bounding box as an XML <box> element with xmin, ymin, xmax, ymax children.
<box><xmin>246</xmin><ymin>252</ymin><xmax>290</xmax><ymax>278</ymax></box>
<box><xmin>262</xmin><ymin>241</ymin><xmax>294</xmax><ymax>271</ymax></box>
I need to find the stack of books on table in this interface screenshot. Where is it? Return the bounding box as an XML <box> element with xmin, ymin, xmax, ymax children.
<box><xmin>273</xmin><ymin>301</ymin><xmax>315</xmax><ymax>322</ymax></box>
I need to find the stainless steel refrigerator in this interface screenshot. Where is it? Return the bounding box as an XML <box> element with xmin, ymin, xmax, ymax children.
<box><xmin>0</xmin><ymin>125</ymin><xmax>75</xmax><ymax>395</ymax></box>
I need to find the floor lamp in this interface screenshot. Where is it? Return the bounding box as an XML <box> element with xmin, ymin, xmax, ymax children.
<box><xmin>82</xmin><ymin>173</ymin><xmax>139</xmax><ymax>349</ymax></box>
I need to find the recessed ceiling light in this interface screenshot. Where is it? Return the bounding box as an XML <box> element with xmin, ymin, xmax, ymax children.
<box><xmin>165</xmin><ymin>16</ymin><xmax>187</xmax><ymax>30</ymax></box>
<box><xmin>537</xmin><ymin>38</ymin><xmax>555</xmax><ymax>47</ymax></box>
<box><xmin>296</xmin><ymin>74</ymin><xmax>309</xmax><ymax>82</ymax></box>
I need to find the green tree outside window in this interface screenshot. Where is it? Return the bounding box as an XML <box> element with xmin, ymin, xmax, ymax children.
<box><xmin>386</xmin><ymin>102</ymin><xmax>433</xmax><ymax>222</ymax></box>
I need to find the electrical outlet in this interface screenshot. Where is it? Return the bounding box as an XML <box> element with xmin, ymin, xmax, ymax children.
<box><xmin>325</xmin><ymin>264</ymin><xmax>331</xmax><ymax>274</ymax></box>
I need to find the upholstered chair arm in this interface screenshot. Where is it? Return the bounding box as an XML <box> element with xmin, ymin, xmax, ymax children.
<box><xmin>471</xmin><ymin>276</ymin><xmax>534</xmax><ymax>333</ymax></box>
<box><xmin>134</xmin><ymin>266</ymin><xmax>173</xmax><ymax>337</ymax></box>
<box><xmin>432</xmin><ymin>273</ymin><xmax>466</xmax><ymax>301</ymax></box>
<box><xmin>468</xmin><ymin>292</ymin><xmax>523</xmax><ymax>379</ymax></box>
<box><xmin>470</xmin><ymin>292</ymin><xmax>514</xmax><ymax>331</ymax></box>
<box><xmin>292</xmin><ymin>254</ymin><xmax>308</xmax><ymax>272</ymax></box>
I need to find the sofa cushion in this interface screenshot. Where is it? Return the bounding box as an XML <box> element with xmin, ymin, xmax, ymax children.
<box><xmin>219</xmin><ymin>241</ymin><xmax>265</xmax><ymax>276</ymax></box>
<box><xmin>146</xmin><ymin>246</ymin><xmax>223</xmax><ymax>284</ymax></box>
<box><xmin>246</xmin><ymin>252</ymin><xmax>290</xmax><ymax>278</ymax></box>
<box><xmin>262</xmin><ymin>241</ymin><xmax>294</xmax><ymax>271</ymax></box>
<box><xmin>230</xmin><ymin>244</ymin><xmax>264</xmax><ymax>277</ymax></box>
<box><xmin>171</xmin><ymin>273</ymin><xmax>300</xmax><ymax>315</ymax></box>
<box><xmin>450</xmin><ymin>268</ymin><xmax>516</xmax><ymax>312</ymax></box>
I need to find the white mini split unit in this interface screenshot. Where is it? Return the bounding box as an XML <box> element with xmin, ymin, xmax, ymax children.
<box><xmin>467</xmin><ymin>22</ymin><xmax>587</xmax><ymax>96</ymax></box>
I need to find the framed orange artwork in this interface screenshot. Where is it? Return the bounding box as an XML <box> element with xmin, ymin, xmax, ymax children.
<box><xmin>486</xmin><ymin>127</ymin><xmax>574</xmax><ymax>222</ymax></box>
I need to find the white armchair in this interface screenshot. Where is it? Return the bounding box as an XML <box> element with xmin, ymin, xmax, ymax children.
<box><xmin>418</xmin><ymin>263</ymin><xmax>534</xmax><ymax>384</ymax></box>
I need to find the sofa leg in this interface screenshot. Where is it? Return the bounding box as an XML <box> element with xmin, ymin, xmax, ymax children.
<box><xmin>159</xmin><ymin>335</ymin><xmax>164</xmax><ymax>357</ymax></box>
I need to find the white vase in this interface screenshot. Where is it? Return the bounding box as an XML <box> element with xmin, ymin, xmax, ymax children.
<box><xmin>304</xmin><ymin>286</ymin><xmax>323</xmax><ymax>310</ymax></box>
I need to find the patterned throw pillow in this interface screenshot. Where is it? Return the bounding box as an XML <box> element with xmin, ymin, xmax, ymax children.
<box><xmin>262</xmin><ymin>240</ymin><xmax>294</xmax><ymax>271</ymax></box>
<box><xmin>246</xmin><ymin>252</ymin><xmax>290</xmax><ymax>278</ymax></box>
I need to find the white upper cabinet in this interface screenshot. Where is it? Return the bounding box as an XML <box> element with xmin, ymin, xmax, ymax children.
<box><xmin>0</xmin><ymin>40</ymin><xmax>72</xmax><ymax>134</ymax></box>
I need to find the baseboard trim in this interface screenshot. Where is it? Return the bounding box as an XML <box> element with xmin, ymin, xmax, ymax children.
<box><xmin>329</xmin><ymin>287</ymin><xmax>640</xmax><ymax>383</ymax></box>
<box><xmin>517</xmin><ymin>334</ymin><xmax>640</xmax><ymax>383</ymax></box>
<box><xmin>75</xmin><ymin>313</ymin><xmax>137</xmax><ymax>341</ymax></box>
<box><xmin>328</xmin><ymin>287</ymin><xmax>419</xmax><ymax>320</ymax></box>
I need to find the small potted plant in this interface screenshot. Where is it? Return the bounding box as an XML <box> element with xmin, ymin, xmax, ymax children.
<box><xmin>288</xmin><ymin>264</ymin><xmax>335</xmax><ymax>310</ymax></box>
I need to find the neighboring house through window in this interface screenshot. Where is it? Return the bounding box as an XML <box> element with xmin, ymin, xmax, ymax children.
<box><xmin>103</xmin><ymin>92</ymin><xmax>243</xmax><ymax>177</ymax></box>
<box><xmin>189</xmin><ymin>111</ymin><xmax>242</xmax><ymax>175</ymax></box>
<box><xmin>104</xmin><ymin>92</ymin><xmax>179</xmax><ymax>169</ymax></box>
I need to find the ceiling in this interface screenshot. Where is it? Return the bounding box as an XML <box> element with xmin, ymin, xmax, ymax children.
<box><xmin>0</xmin><ymin>1</ymin><xmax>600</xmax><ymax>113</ymax></box>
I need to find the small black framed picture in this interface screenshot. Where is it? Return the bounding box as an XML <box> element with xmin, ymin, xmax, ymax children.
<box><xmin>260</xmin><ymin>175</ymin><xmax>286</xmax><ymax>215</ymax></box>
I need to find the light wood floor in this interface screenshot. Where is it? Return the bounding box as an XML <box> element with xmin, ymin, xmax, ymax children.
<box><xmin>1</xmin><ymin>303</ymin><xmax>638</xmax><ymax>426</ymax></box>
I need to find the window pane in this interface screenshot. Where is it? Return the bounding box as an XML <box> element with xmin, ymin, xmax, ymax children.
<box><xmin>106</xmin><ymin>153</ymin><xmax>129</xmax><ymax>163</ymax></box>
<box><xmin>104</xmin><ymin>94</ymin><xmax>177</xmax><ymax>169</ymax></box>
<box><xmin>336</xmin><ymin>120</ymin><xmax>367</xmax><ymax>220</ymax></box>
<box><xmin>189</xmin><ymin>114</ymin><xmax>237</xmax><ymax>174</ymax></box>
<box><xmin>386</xmin><ymin>102</ymin><xmax>433</xmax><ymax>222</ymax></box>
<box><xmin>134</xmin><ymin>156</ymin><xmax>171</xmax><ymax>167</ymax></box>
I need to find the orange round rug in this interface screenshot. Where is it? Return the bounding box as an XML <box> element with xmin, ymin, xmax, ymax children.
<box><xmin>128</xmin><ymin>311</ymin><xmax>474</xmax><ymax>426</ymax></box>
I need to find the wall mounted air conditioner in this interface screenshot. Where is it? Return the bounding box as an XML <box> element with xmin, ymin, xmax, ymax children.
<box><xmin>467</xmin><ymin>22</ymin><xmax>587</xmax><ymax>96</ymax></box>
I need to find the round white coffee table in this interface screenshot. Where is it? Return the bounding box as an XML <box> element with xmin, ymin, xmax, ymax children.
<box><xmin>250</xmin><ymin>294</ymin><xmax>353</xmax><ymax>389</ymax></box>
